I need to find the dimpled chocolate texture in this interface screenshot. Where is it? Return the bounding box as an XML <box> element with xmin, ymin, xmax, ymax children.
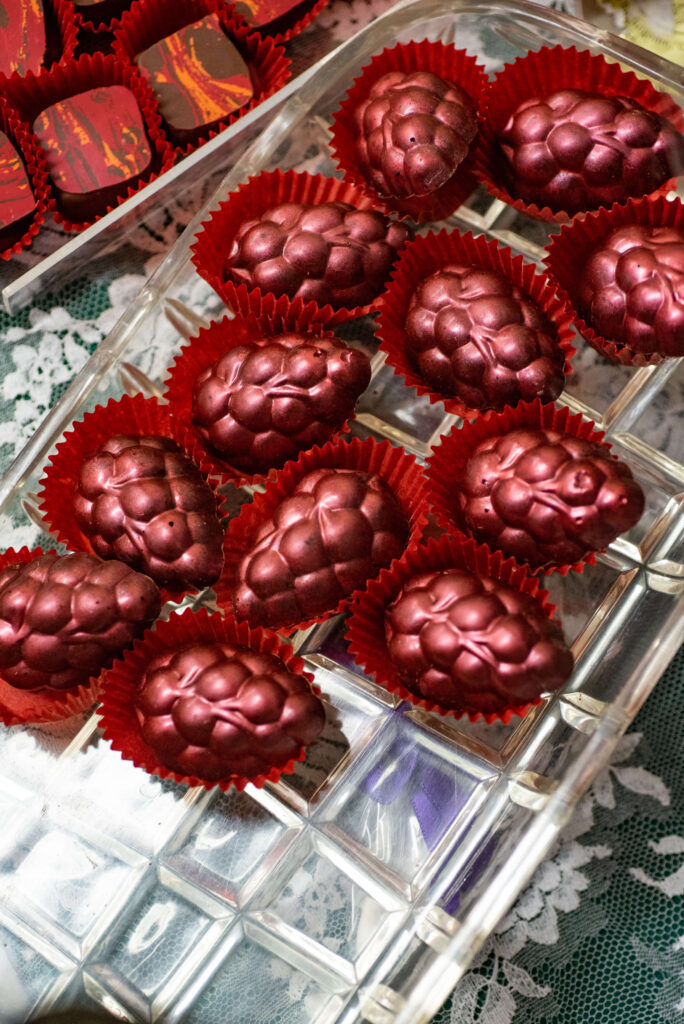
<box><xmin>385</xmin><ymin>569</ymin><xmax>573</xmax><ymax>712</ymax></box>
<box><xmin>499</xmin><ymin>89</ymin><xmax>684</xmax><ymax>214</ymax></box>
<box><xmin>0</xmin><ymin>552</ymin><xmax>160</xmax><ymax>691</ymax></box>
<box><xmin>224</xmin><ymin>201</ymin><xmax>409</xmax><ymax>310</ymax></box>
<box><xmin>578</xmin><ymin>224</ymin><xmax>684</xmax><ymax>357</ymax></box>
<box><xmin>406</xmin><ymin>264</ymin><xmax>565</xmax><ymax>409</ymax></box>
<box><xmin>459</xmin><ymin>427</ymin><xmax>645</xmax><ymax>567</ymax></box>
<box><xmin>235</xmin><ymin>468</ymin><xmax>408</xmax><ymax>628</ymax></box>
<box><xmin>192</xmin><ymin>333</ymin><xmax>371</xmax><ymax>474</ymax></box>
<box><xmin>354</xmin><ymin>70</ymin><xmax>477</xmax><ymax>199</ymax></box>
<box><xmin>135</xmin><ymin>642</ymin><xmax>325</xmax><ymax>780</ymax></box>
<box><xmin>73</xmin><ymin>435</ymin><xmax>224</xmax><ymax>591</ymax></box>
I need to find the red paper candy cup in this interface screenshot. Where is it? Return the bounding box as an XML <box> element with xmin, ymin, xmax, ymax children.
<box><xmin>227</xmin><ymin>0</ymin><xmax>330</xmax><ymax>45</ymax></box>
<box><xmin>98</xmin><ymin>606</ymin><xmax>319</xmax><ymax>791</ymax></box>
<box><xmin>216</xmin><ymin>434</ymin><xmax>431</xmax><ymax>634</ymax></box>
<box><xmin>474</xmin><ymin>45</ymin><xmax>684</xmax><ymax>224</ymax></box>
<box><xmin>0</xmin><ymin>547</ymin><xmax>100</xmax><ymax>725</ymax></box>
<box><xmin>37</xmin><ymin>393</ymin><xmax>225</xmax><ymax>604</ymax></box>
<box><xmin>346</xmin><ymin>531</ymin><xmax>561</xmax><ymax>722</ymax></box>
<box><xmin>377</xmin><ymin>227</ymin><xmax>576</xmax><ymax>419</ymax></box>
<box><xmin>0</xmin><ymin>97</ymin><xmax>51</xmax><ymax>262</ymax></box>
<box><xmin>545</xmin><ymin>195</ymin><xmax>684</xmax><ymax>366</ymax></box>
<box><xmin>64</xmin><ymin>0</ymin><xmax>135</xmax><ymax>34</ymax></box>
<box><xmin>113</xmin><ymin>0</ymin><xmax>290</xmax><ymax>157</ymax></box>
<box><xmin>190</xmin><ymin>168</ymin><xmax>407</xmax><ymax>326</ymax></box>
<box><xmin>331</xmin><ymin>40</ymin><xmax>487</xmax><ymax>224</ymax></box>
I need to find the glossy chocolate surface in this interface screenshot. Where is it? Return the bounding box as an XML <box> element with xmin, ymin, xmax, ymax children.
<box><xmin>578</xmin><ymin>223</ymin><xmax>684</xmax><ymax>357</ymax></box>
<box><xmin>0</xmin><ymin>132</ymin><xmax>36</xmax><ymax>235</ymax></box>
<box><xmin>458</xmin><ymin>427</ymin><xmax>645</xmax><ymax>567</ymax></box>
<box><xmin>235</xmin><ymin>468</ymin><xmax>408</xmax><ymax>628</ymax></box>
<box><xmin>0</xmin><ymin>552</ymin><xmax>160</xmax><ymax>691</ymax></box>
<box><xmin>73</xmin><ymin>434</ymin><xmax>224</xmax><ymax>591</ymax></box>
<box><xmin>354</xmin><ymin>70</ymin><xmax>477</xmax><ymax>199</ymax></box>
<box><xmin>0</xmin><ymin>0</ymin><xmax>45</xmax><ymax>76</ymax></box>
<box><xmin>498</xmin><ymin>89</ymin><xmax>684</xmax><ymax>214</ymax></box>
<box><xmin>135</xmin><ymin>641</ymin><xmax>325</xmax><ymax>780</ymax></box>
<box><xmin>192</xmin><ymin>332</ymin><xmax>371</xmax><ymax>474</ymax></box>
<box><xmin>385</xmin><ymin>568</ymin><xmax>573</xmax><ymax>712</ymax></box>
<box><xmin>405</xmin><ymin>263</ymin><xmax>565</xmax><ymax>409</ymax></box>
<box><xmin>135</xmin><ymin>14</ymin><xmax>253</xmax><ymax>145</ymax></box>
<box><xmin>224</xmin><ymin>201</ymin><xmax>409</xmax><ymax>310</ymax></box>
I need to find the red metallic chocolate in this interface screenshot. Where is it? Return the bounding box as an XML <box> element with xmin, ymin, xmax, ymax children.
<box><xmin>458</xmin><ymin>427</ymin><xmax>645</xmax><ymax>567</ymax></box>
<box><xmin>223</xmin><ymin>201</ymin><xmax>409</xmax><ymax>310</ymax></box>
<box><xmin>405</xmin><ymin>263</ymin><xmax>565</xmax><ymax>410</ymax></box>
<box><xmin>353</xmin><ymin>69</ymin><xmax>477</xmax><ymax>199</ymax></box>
<box><xmin>0</xmin><ymin>552</ymin><xmax>160</xmax><ymax>691</ymax></box>
<box><xmin>73</xmin><ymin>434</ymin><xmax>224</xmax><ymax>591</ymax></box>
<box><xmin>234</xmin><ymin>467</ymin><xmax>408</xmax><ymax>628</ymax></box>
<box><xmin>578</xmin><ymin>223</ymin><xmax>684</xmax><ymax>357</ymax></box>
<box><xmin>498</xmin><ymin>89</ymin><xmax>684</xmax><ymax>215</ymax></box>
<box><xmin>385</xmin><ymin>569</ymin><xmax>573</xmax><ymax>713</ymax></box>
<box><xmin>134</xmin><ymin>641</ymin><xmax>325</xmax><ymax>780</ymax></box>
<box><xmin>192</xmin><ymin>332</ymin><xmax>371</xmax><ymax>474</ymax></box>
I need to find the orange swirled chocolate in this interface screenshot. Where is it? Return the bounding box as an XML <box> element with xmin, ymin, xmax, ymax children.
<box><xmin>135</xmin><ymin>13</ymin><xmax>253</xmax><ymax>146</ymax></box>
<box><xmin>0</xmin><ymin>132</ymin><xmax>36</xmax><ymax>237</ymax></box>
<box><xmin>0</xmin><ymin>0</ymin><xmax>45</xmax><ymax>77</ymax></box>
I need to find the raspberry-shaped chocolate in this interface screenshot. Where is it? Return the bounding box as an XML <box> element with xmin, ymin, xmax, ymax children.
<box><xmin>192</xmin><ymin>333</ymin><xmax>371</xmax><ymax>474</ymax></box>
<box><xmin>135</xmin><ymin>642</ymin><xmax>325</xmax><ymax>780</ymax></box>
<box><xmin>459</xmin><ymin>427</ymin><xmax>645</xmax><ymax>567</ymax></box>
<box><xmin>578</xmin><ymin>224</ymin><xmax>684</xmax><ymax>357</ymax></box>
<box><xmin>73</xmin><ymin>435</ymin><xmax>224</xmax><ymax>591</ymax></box>
<box><xmin>354</xmin><ymin>70</ymin><xmax>478</xmax><ymax>199</ymax></box>
<box><xmin>385</xmin><ymin>569</ymin><xmax>573</xmax><ymax>713</ymax></box>
<box><xmin>235</xmin><ymin>468</ymin><xmax>408</xmax><ymax>628</ymax></box>
<box><xmin>224</xmin><ymin>201</ymin><xmax>409</xmax><ymax>310</ymax></box>
<box><xmin>0</xmin><ymin>553</ymin><xmax>161</xmax><ymax>691</ymax></box>
<box><xmin>405</xmin><ymin>264</ymin><xmax>566</xmax><ymax>410</ymax></box>
<box><xmin>498</xmin><ymin>89</ymin><xmax>684</xmax><ymax>215</ymax></box>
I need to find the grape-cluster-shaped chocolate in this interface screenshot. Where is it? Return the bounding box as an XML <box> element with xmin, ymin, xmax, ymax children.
<box><xmin>0</xmin><ymin>552</ymin><xmax>161</xmax><ymax>691</ymax></box>
<box><xmin>405</xmin><ymin>264</ymin><xmax>565</xmax><ymax>409</ymax></box>
<box><xmin>73</xmin><ymin>435</ymin><xmax>224</xmax><ymax>591</ymax></box>
<box><xmin>135</xmin><ymin>642</ymin><xmax>326</xmax><ymax>780</ymax></box>
<box><xmin>354</xmin><ymin>70</ymin><xmax>478</xmax><ymax>199</ymax></box>
<box><xmin>192</xmin><ymin>333</ymin><xmax>371</xmax><ymax>474</ymax></box>
<box><xmin>498</xmin><ymin>89</ymin><xmax>684</xmax><ymax>214</ymax></box>
<box><xmin>578</xmin><ymin>224</ymin><xmax>684</xmax><ymax>357</ymax></box>
<box><xmin>458</xmin><ymin>427</ymin><xmax>645</xmax><ymax>566</ymax></box>
<box><xmin>224</xmin><ymin>201</ymin><xmax>409</xmax><ymax>310</ymax></box>
<box><xmin>235</xmin><ymin>468</ymin><xmax>408</xmax><ymax>628</ymax></box>
<box><xmin>385</xmin><ymin>569</ymin><xmax>573</xmax><ymax>712</ymax></box>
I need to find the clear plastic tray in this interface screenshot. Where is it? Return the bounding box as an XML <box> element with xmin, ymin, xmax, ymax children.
<box><xmin>1</xmin><ymin>2</ymin><xmax>684</xmax><ymax>1022</ymax></box>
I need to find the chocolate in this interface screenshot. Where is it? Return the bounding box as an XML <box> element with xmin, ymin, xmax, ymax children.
<box><xmin>578</xmin><ymin>224</ymin><xmax>684</xmax><ymax>358</ymax></box>
<box><xmin>0</xmin><ymin>0</ymin><xmax>45</xmax><ymax>76</ymax></box>
<box><xmin>385</xmin><ymin>569</ymin><xmax>573</xmax><ymax>713</ymax></box>
<box><xmin>135</xmin><ymin>14</ymin><xmax>253</xmax><ymax>146</ymax></box>
<box><xmin>224</xmin><ymin>201</ymin><xmax>409</xmax><ymax>311</ymax></box>
<box><xmin>405</xmin><ymin>264</ymin><xmax>565</xmax><ymax>410</ymax></box>
<box><xmin>458</xmin><ymin>427</ymin><xmax>645</xmax><ymax>567</ymax></box>
<box><xmin>134</xmin><ymin>641</ymin><xmax>325</xmax><ymax>780</ymax></box>
<box><xmin>32</xmin><ymin>85</ymin><xmax>152</xmax><ymax>222</ymax></box>
<box><xmin>0</xmin><ymin>131</ymin><xmax>36</xmax><ymax>247</ymax></box>
<box><xmin>354</xmin><ymin>70</ymin><xmax>477</xmax><ymax>199</ymax></box>
<box><xmin>72</xmin><ymin>434</ymin><xmax>224</xmax><ymax>592</ymax></box>
<box><xmin>234</xmin><ymin>468</ymin><xmax>408</xmax><ymax>628</ymax></box>
<box><xmin>0</xmin><ymin>552</ymin><xmax>160</xmax><ymax>691</ymax></box>
<box><xmin>192</xmin><ymin>332</ymin><xmax>371</xmax><ymax>474</ymax></box>
<box><xmin>232</xmin><ymin>0</ymin><xmax>313</xmax><ymax>38</ymax></box>
<box><xmin>498</xmin><ymin>89</ymin><xmax>684</xmax><ymax>215</ymax></box>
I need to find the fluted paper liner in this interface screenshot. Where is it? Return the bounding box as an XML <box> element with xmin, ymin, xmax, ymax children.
<box><xmin>190</xmin><ymin>168</ymin><xmax>406</xmax><ymax>326</ymax></box>
<box><xmin>545</xmin><ymin>195</ymin><xmax>684</xmax><ymax>366</ymax></box>
<box><xmin>346</xmin><ymin>532</ymin><xmax>564</xmax><ymax>722</ymax></box>
<box><xmin>425</xmin><ymin>398</ymin><xmax>618</xmax><ymax>575</ymax></box>
<box><xmin>474</xmin><ymin>45</ymin><xmax>684</xmax><ymax>224</ymax></box>
<box><xmin>227</xmin><ymin>0</ymin><xmax>330</xmax><ymax>45</ymax></box>
<box><xmin>215</xmin><ymin>434</ymin><xmax>431</xmax><ymax>634</ymax></box>
<box><xmin>113</xmin><ymin>0</ymin><xmax>290</xmax><ymax>157</ymax></box>
<box><xmin>65</xmin><ymin>0</ymin><xmax>135</xmax><ymax>33</ymax></box>
<box><xmin>37</xmin><ymin>393</ymin><xmax>225</xmax><ymax>604</ymax></box>
<box><xmin>0</xmin><ymin>97</ymin><xmax>51</xmax><ymax>262</ymax></box>
<box><xmin>98</xmin><ymin>606</ymin><xmax>319</xmax><ymax>791</ymax></box>
<box><xmin>331</xmin><ymin>40</ymin><xmax>487</xmax><ymax>224</ymax></box>
<box><xmin>0</xmin><ymin>547</ymin><xmax>100</xmax><ymax>725</ymax></box>
<box><xmin>377</xmin><ymin>227</ymin><xmax>576</xmax><ymax>419</ymax></box>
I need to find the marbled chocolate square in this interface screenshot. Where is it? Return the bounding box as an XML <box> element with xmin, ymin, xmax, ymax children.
<box><xmin>0</xmin><ymin>0</ymin><xmax>46</xmax><ymax>77</ymax></box>
<box><xmin>0</xmin><ymin>132</ymin><xmax>36</xmax><ymax>232</ymax></box>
